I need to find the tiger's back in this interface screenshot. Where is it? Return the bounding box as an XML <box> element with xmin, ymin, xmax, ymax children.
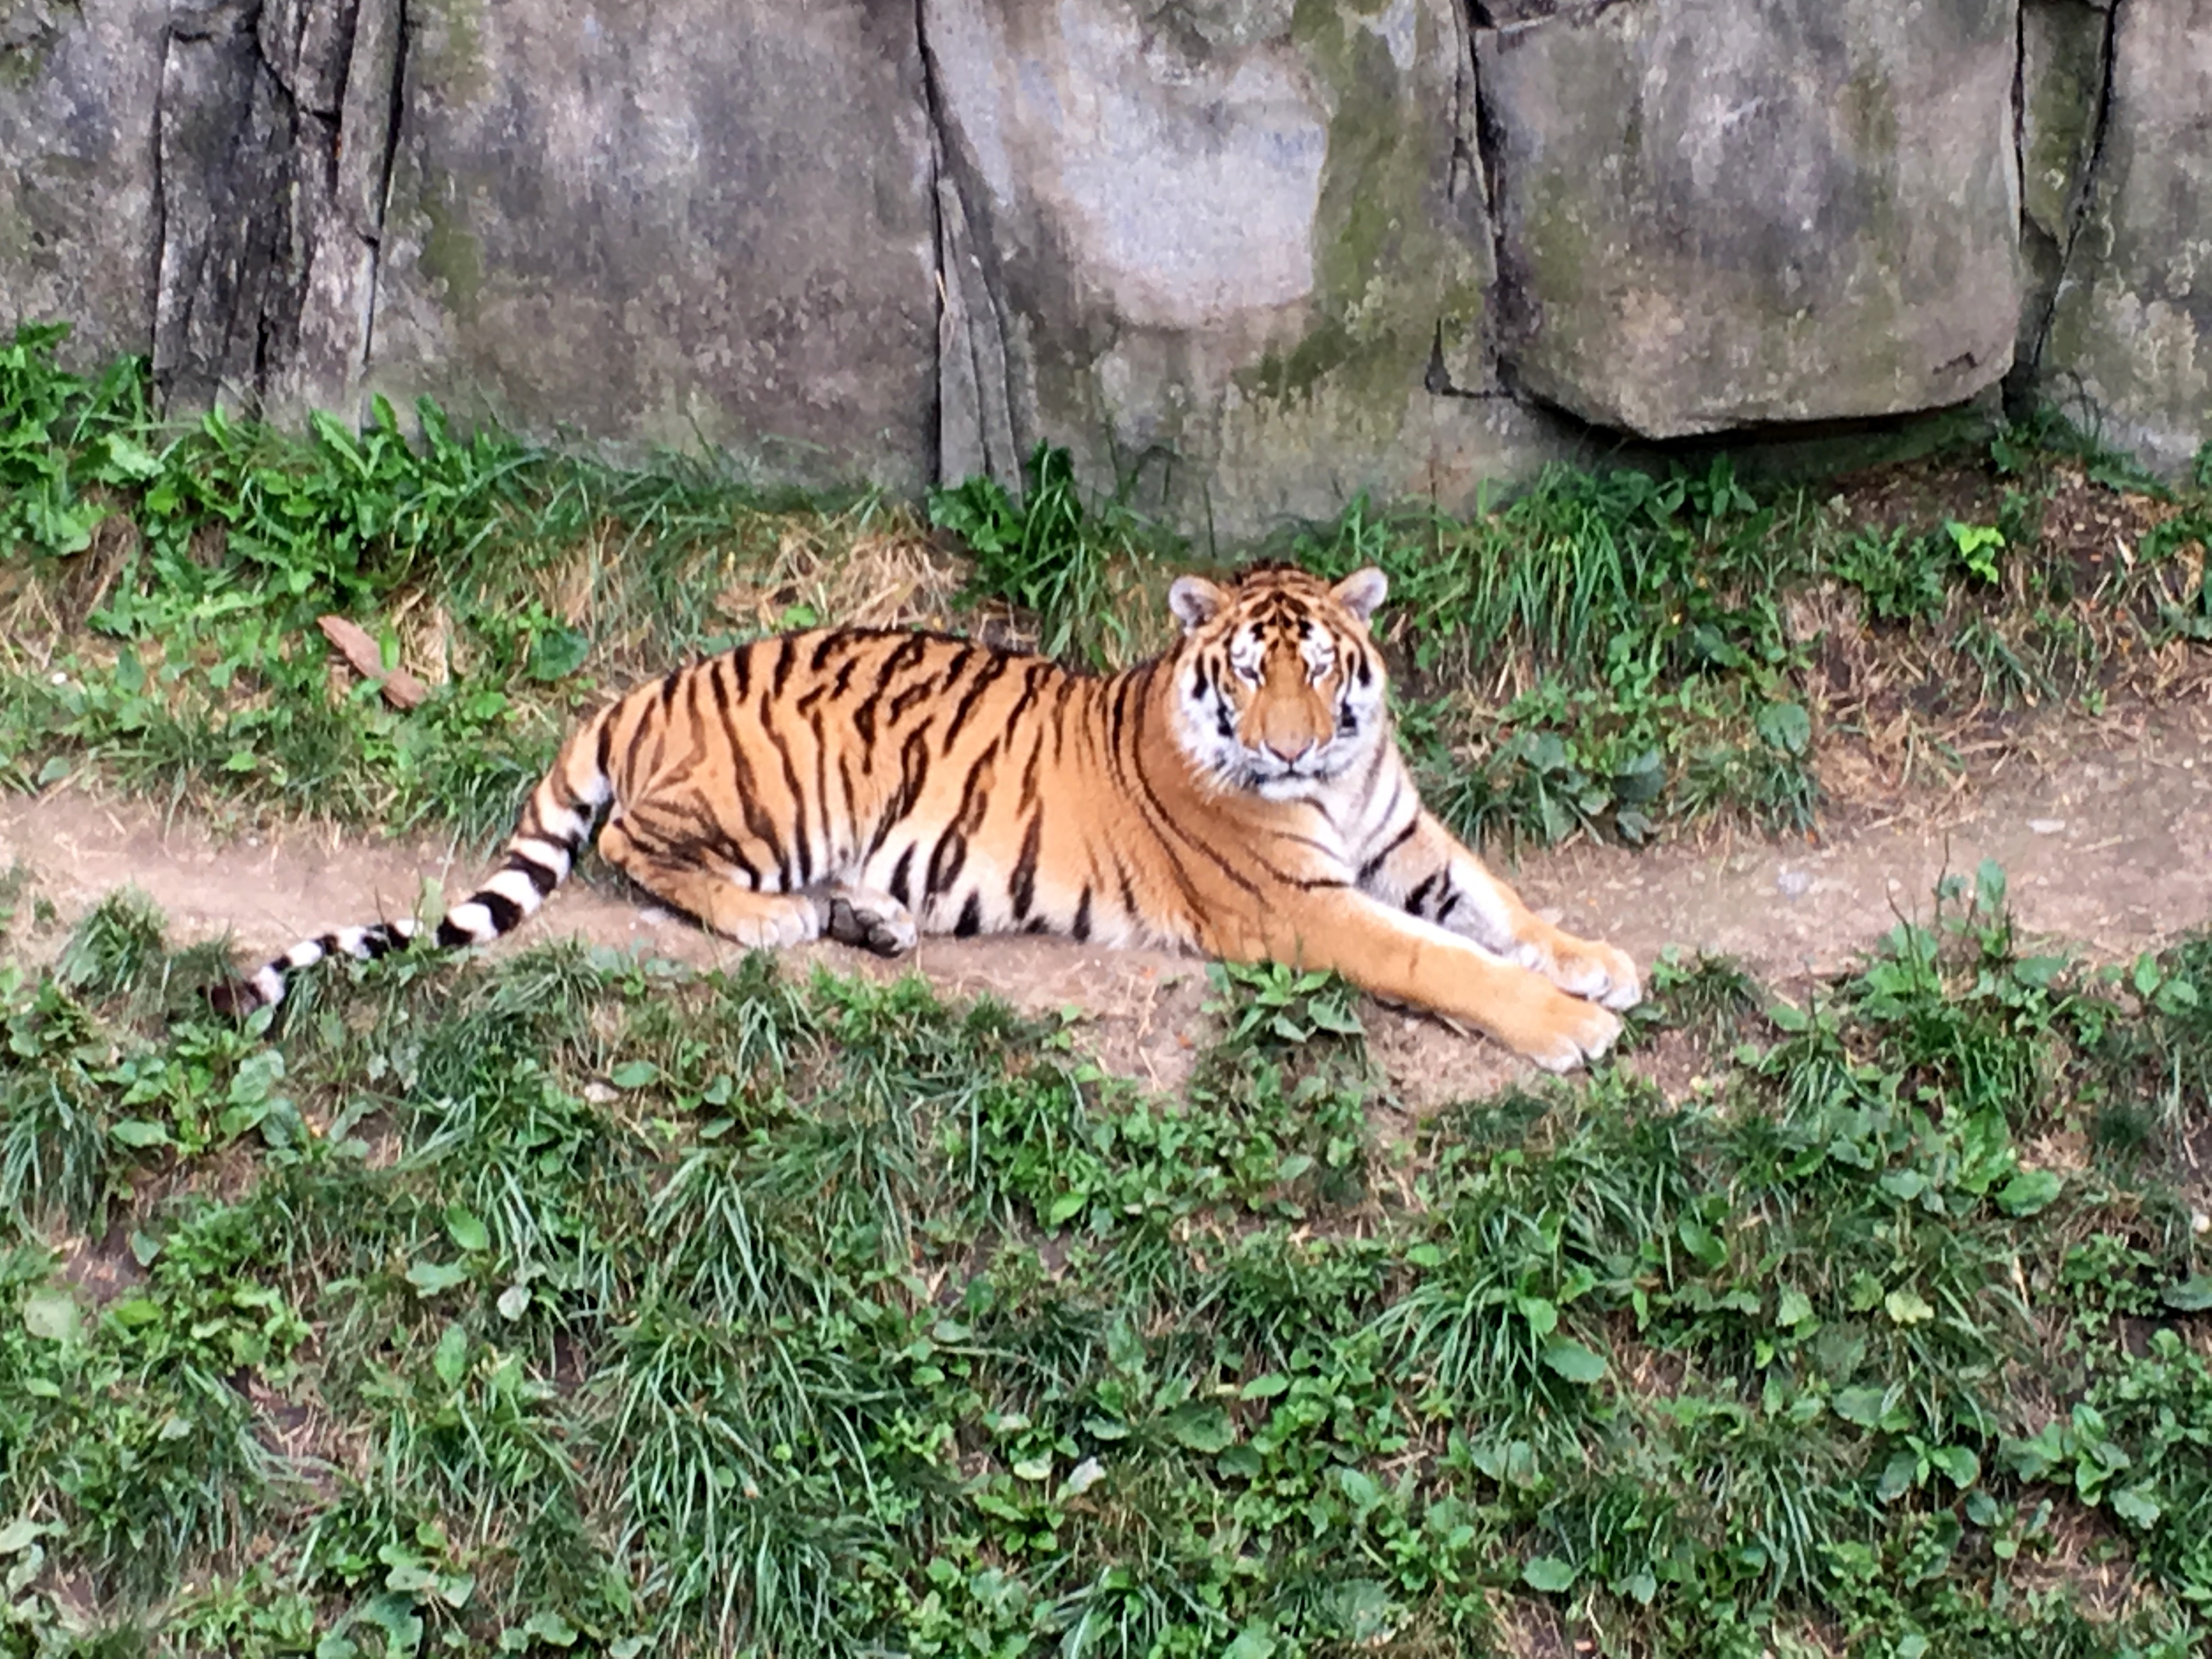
<box><xmin>221</xmin><ymin>564</ymin><xmax>1642</xmax><ymax>1073</ymax></box>
<box><xmin>583</xmin><ymin>625</ymin><xmax>1193</xmax><ymax>953</ymax></box>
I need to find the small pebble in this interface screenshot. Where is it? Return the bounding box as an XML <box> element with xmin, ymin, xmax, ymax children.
<box><xmin>1775</xmin><ymin>868</ymin><xmax>1813</xmax><ymax>900</ymax></box>
<box><xmin>2028</xmin><ymin>819</ymin><xmax>2065</xmax><ymax>835</ymax></box>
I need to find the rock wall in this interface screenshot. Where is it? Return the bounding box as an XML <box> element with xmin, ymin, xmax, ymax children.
<box><xmin>3</xmin><ymin>0</ymin><xmax>2208</xmax><ymax>534</ymax></box>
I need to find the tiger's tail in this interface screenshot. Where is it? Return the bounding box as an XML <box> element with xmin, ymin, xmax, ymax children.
<box><xmin>211</xmin><ymin>707</ymin><xmax>619</xmax><ymax>1017</ymax></box>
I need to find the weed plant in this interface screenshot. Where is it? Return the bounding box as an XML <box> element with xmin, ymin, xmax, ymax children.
<box><xmin>0</xmin><ymin>866</ymin><xmax>2205</xmax><ymax>1654</ymax></box>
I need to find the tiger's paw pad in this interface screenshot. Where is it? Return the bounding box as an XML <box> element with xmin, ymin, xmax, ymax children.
<box><xmin>823</xmin><ymin>888</ymin><xmax>918</xmax><ymax>958</ymax></box>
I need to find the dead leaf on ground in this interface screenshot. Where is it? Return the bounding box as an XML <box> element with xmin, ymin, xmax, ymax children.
<box><xmin>317</xmin><ymin>614</ymin><xmax>428</xmax><ymax>709</ymax></box>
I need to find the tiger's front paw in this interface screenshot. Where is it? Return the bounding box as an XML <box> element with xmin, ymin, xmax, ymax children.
<box><xmin>1510</xmin><ymin>984</ymin><xmax>1625</xmax><ymax>1074</ymax></box>
<box><xmin>1519</xmin><ymin>933</ymin><xmax>1642</xmax><ymax>1012</ymax></box>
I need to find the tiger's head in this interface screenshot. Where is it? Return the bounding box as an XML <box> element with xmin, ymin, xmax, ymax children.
<box><xmin>1164</xmin><ymin>561</ymin><xmax>1392</xmax><ymax>799</ymax></box>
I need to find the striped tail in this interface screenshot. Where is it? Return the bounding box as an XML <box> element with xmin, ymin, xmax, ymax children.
<box><xmin>211</xmin><ymin>710</ymin><xmax>617</xmax><ymax>1017</ymax></box>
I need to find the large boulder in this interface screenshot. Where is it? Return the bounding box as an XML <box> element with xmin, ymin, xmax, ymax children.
<box><xmin>924</xmin><ymin>0</ymin><xmax>1561</xmax><ymax>538</ymax></box>
<box><xmin>1477</xmin><ymin>0</ymin><xmax>2022</xmax><ymax>437</ymax></box>
<box><xmin>365</xmin><ymin>0</ymin><xmax>939</xmax><ymax>492</ymax></box>
<box><xmin>2041</xmin><ymin>0</ymin><xmax>2212</xmax><ymax>479</ymax></box>
<box><xmin>0</xmin><ymin>0</ymin><xmax>167</xmax><ymax>365</ymax></box>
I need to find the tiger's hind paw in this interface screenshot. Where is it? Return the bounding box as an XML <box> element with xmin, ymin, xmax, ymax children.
<box><xmin>822</xmin><ymin>886</ymin><xmax>918</xmax><ymax>957</ymax></box>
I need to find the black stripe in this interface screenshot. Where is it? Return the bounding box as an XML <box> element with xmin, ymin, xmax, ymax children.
<box><xmin>657</xmin><ymin>668</ymin><xmax>682</xmax><ymax>711</ymax></box>
<box><xmin>1049</xmin><ymin>677</ymin><xmax>1077</xmax><ymax>766</ymax></box>
<box><xmin>888</xmin><ymin>845</ymin><xmax>915</xmax><ymax>909</ymax></box>
<box><xmin>1072</xmin><ymin>886</ymin><xmax>1093</xmax><ymax>942</ymax></box>
<box><xmin>481</xmin><ymin>889</ymin><xmax>523</xmax><ymax>932</ymax></box>
<box><xmin>1018</xmin><ymin>732</ymin><xmax>1045</xmax><ymax>815</ymax></box>
<box><xmin>1009</xmin><ymin>813</ymin><xmax>1042</xmax><ymax>921</ymax></box>
<box><xmin>510</xmin><ymin>854</ymin><xmax>561</xmax><ymax>896</ymax></box>
<box><xmin>766</xmin><ymin>712</ymin><xmax>812</xmax><ymax>886</ymax></box>
<box><xmin>620</xmin><ymin>702</ymin><xmax>654</xmax><ymax>783</ymax></box>
<box><xmin>1357</xmin><ymin>817</ymin><xmax>1419</xmax><ymax>885</ymax></box>
<box><xmin>935</xmin><ymin>644</ymin><xmax>975</xmax><ymax>692</ymax></box>
<box><xmin>812</xmin><ymin>717</ymin><xmax>832</xmax><ymax>865</ymax></box>
<box><xmin>926</xmin><ymin>828</ymin><xmax>967</xmax><ymax>900</ymax></box>
<box><xmin>866</xmin><ymin>727</ymin><xmax>934</xmax><ymax>857</ymax></box>
<box><xmin>954</xmin><ymin>891</ymin><xmax>982</xmax><ymax>937</ymax></box>
<box><xmin>771</xmin><ymin>635</ymin><xmax>798</xmax><ymax>701</ymax></box>
<box><xmin>1107</xmin><ymin>671</ymin><xmax>1136</xmax><ymax>752</ymax></box>
<box><xmin>1406</xmin><ymin>873</ymin><xmax>1439</xmax><ymax>915</ymax></box>
<box><xmin>942</xmin><ymin>650</ymin><xmax>1014</xmax><ymax>747</ymax></box>
<box><xmin>708</xmin><ymin>653</ymin><xmax>733</xmax><ymax>725</ymax></box>
<box><xmin>889</xmin><ymin>679</ymin><xmax>938</xmax><ymax>721</ymax></box>
<box><xmin>725</xmin><ymin>723</ymin><xmax>791</xmax><ymax>890</ymax></box>
<box><xmin>1437</xmin><ymin>890</ymin><xmax>1460</xmax><ymax>924</ymax></box>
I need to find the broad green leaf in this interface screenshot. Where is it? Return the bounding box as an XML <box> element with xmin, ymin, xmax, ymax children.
<box><xmin>1542</xmin><ymin>1340</ymin><xmax>1606</xmax><ymax>1385</ymax></box>
<box><xmin>433</xmin><ymin>1321</ymin><xmax>468</xmax><ymax>1387</ymax></box>
<box><xmin>405</xmin><ymin>1260</ymin><xmax>469</xmax><ymax>1297</ymax></box>
<box><xmin>1884</xmin><ymin>1288</ymin><xmax>1934</xmax><ymax>1325</ymax></box>
<box><xmin>445</xmin><ymin>1204</ymin><xmax>490</xmax><ymax>1254</ymax></box>
<box><xmin>2160</xmin><ymin>1276</ymin><xmax>2212</xmax><ymax>1312</ymax></box>
<box><xmin>21</xmin><ymin>1288</ymin><xmax>78</xmax><ymax>1343</ymax></box>
<box><xmin>1997</xmin><ymin>1168</ymin><xmax>2063</xmax><ymax>1216</ymax></box>
<box><xmin>1831</xmin><ymin>1386</ymin><xmax>1889</xmax><ymax>1429</ymax></box>
<box><xmin>1522</xmin><ymin>1556</ymin><xmax>1577</xmax><ymax>1594</ymax></box>
<box><xmin>1166</xmin><ymin>1404</ymin><xmax>1234</xmax><ymax>1454</ymax></box>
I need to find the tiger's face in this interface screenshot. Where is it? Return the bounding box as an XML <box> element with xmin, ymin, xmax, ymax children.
<box><xmin>1165</xmin><ymin>562</ymin><xmax>1392</xmax><ymax>799</ymax></box>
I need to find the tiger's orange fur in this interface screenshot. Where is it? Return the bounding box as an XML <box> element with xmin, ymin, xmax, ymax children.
<box><xmin>219</xmin><ymin>562</ymin><xmax>1638</xmax><ymax>1069</ymax></box>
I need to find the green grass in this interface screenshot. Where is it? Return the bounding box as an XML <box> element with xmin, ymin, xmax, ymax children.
<box><xmin>0</xmin><ymin>864</ymin><xmax>2205</xmax><ymax>1655</ymax></box>
<box><xmin>4</xmin><ymin>322</ymin><xmax>2209</xmax><ymax>860</ymax></box>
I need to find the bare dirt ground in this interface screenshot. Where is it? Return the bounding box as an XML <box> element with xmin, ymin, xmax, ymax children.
<box><xmin>3</xmin><ymin>696</ymin><xmax>2207</xmax><ymax>1106</ymax></box>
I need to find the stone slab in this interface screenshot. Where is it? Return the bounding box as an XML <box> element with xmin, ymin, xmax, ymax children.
<box><xmin>2041</xmin><ymin>0</ymin><xmax>2212</xmax><ymax>479</ymax></box>
<box><xmin>366</xmin><ymin>0</ymin><xmax>939</xmax><ymax>492</ymax></box>
<box><xmin>1479</xmin><ymin>0</ymin><xmax>2022</xmax><ymax>437</ymax></box>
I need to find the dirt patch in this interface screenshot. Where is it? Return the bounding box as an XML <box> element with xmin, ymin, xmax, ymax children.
<box><xmin>4</xmin><ymin>698</ymin><xmax>2209</xmax><ymax>1103</ymax></box>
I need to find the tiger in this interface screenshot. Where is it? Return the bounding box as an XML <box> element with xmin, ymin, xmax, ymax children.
<box><xmin>213</xmin><ymin>561</ymin><xmax>1639</xmax><ymax>1070</ymax></box>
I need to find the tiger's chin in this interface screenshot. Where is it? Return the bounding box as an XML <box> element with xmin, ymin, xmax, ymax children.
<box><xmin>1248</xmin><ymin>769</ymin><xmax>1334</xmax><ymax>802</ymax></box>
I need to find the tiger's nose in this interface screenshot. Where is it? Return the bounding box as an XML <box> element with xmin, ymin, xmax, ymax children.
<box><xmin>1265</xmin><ymin>737</ymin><xmax>1314</xmax><ymax>765</ymax></box>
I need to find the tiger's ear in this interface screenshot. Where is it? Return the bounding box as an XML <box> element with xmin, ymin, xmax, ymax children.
<box><xmin>1167</xmin><ymin>575</ymin><xmax>1229</xmax><ymax>632</ymax></box>
<box><xmin>1331</xmin><ymin>567</ymin><xmax>1389</xmax><ymax>623</ymax></box>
